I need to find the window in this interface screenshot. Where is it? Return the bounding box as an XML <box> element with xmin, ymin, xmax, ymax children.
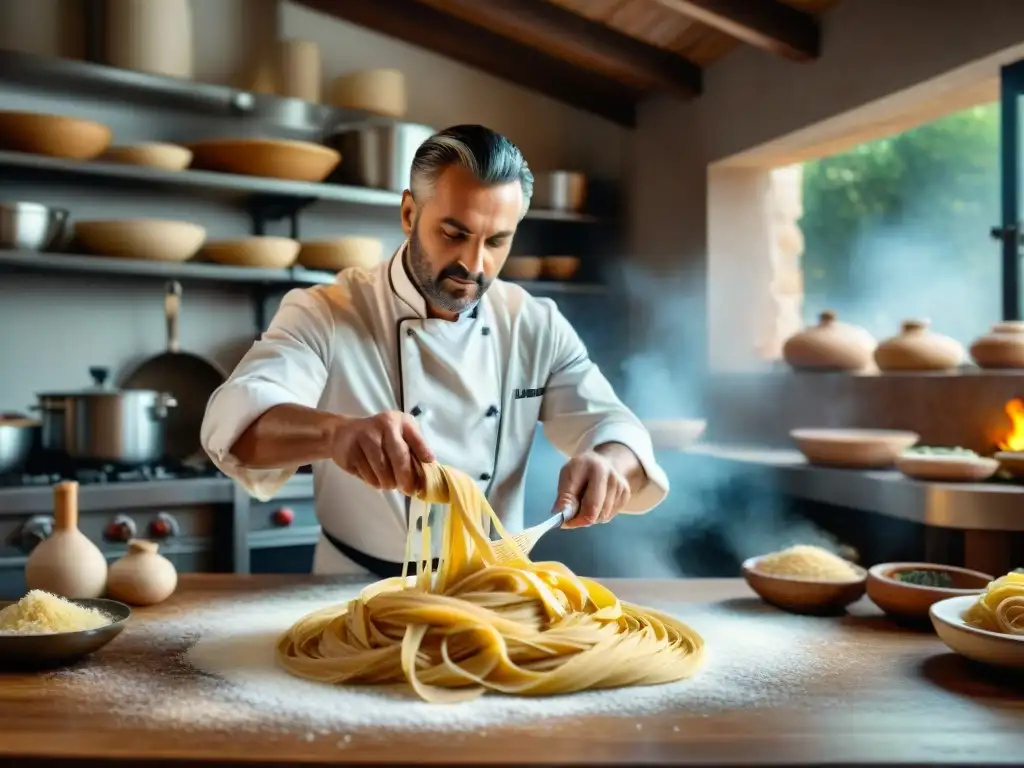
<box><xmin>795</xmin><ymin>104</ymin><xmax>1000</xmax><ymax>347</ymax></box>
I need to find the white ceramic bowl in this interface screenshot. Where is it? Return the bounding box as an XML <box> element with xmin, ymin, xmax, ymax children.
<box><xmin>642</xmin><ymin>419</ymin><xmax>707</xmax><ymax>452</ymax></box>
<box><xmin>790</xmin><ymin>428</ymin><xmax>920</xmax><ymax>469</ymax></box>
<box><xmin>930</xmin><ymin>595</ymin><xmax>1024</xmax><ymax>669</ymax></box>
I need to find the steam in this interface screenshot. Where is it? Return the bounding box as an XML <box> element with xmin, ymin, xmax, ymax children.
<box><xmin>612</xmin><ymin>262</ymin><xmax>846</xmax><ymax>576</ymax></box>
<box><xmin>803</xmin><ymin>223</ymin><xmax>999</xmax><ymax>345</ymax></box>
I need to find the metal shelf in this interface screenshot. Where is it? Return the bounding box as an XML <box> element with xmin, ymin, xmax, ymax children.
<box><xmin>0</xmin><ymin>250</ymin><xmax>608</xmax><ymax>294</ymax></box>
<box><xmin>0</xmin><ymin>151</ymin><xmax>603</xmax><ymax>223</ymax></box>
<box><xmin>0</xmin><ymin>150</ymin><xmax>403</xmax><ymax>207</ymax></box>
<box><xmin>0</xmin><ymin>49</ymin><xmax>374</xmax><ymax>130</ymax></box>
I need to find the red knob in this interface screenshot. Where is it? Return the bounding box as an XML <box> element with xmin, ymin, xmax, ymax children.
<box><xmin>104</xmin><ymin>515</ymin><xmax>136</xmax><ymax>543</ymax></box>
<box><xmin>272</xmin><ymin>507</ymin><xmax>294</xmax><ymax>527</ymax></box>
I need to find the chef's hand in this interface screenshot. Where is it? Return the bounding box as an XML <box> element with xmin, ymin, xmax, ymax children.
<box><xmin>553</xmin><ymin>449</ymin><xmax>632</xmax><ymax>529</ymax></box>
<box><xmin>331</xmin><ymin>411</ymin><xmax>435</xmax><ymax>495</ymax></box>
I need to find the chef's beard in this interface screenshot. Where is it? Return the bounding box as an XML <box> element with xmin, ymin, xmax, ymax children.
<box><xmin>407</xmin><ymin>220</ymin><xmax>491</xmax><ymax>316</ymax></box>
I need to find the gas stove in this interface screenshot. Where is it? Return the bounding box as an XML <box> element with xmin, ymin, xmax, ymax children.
<box><xmin>0</xmin><ymin>460</ymin><xmax>223</xmax><ymax>488</ymax></box>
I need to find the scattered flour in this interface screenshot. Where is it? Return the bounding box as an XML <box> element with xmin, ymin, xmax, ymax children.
<box><xmin>51</xmin><ymin>584</ymin><xmax>870</xmax><ymax>734</ymax></box>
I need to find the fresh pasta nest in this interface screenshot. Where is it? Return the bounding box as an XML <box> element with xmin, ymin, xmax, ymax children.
<box><xmin>963</xmin><ymin>571</ymin><xmax>1024</xmax><ymax>636</ymax></box>
<box><xmin>276</xmin><ymin>462</ymin><xmax>705</xmax><ymax>703</ymax></box>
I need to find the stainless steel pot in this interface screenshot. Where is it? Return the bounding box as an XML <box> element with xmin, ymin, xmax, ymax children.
<box><xmin>0</xmin><ymin>417</ymin><xmax>38</xmax><ymax>474</ymax></box>
<box><xmin>36</xmin><ymin>367</ymin><xmax>177</xmax><ymax>465</ymax></box>
<box><xmin>324</xmin><ymin>122</ymin><xmax>436</xmax><ymax>192</ymax></box>
<box><xmin>531</xmin><ymin>171</ymin><xmax>587</xmax><ymax>213</ymax></box>
<box><xmin>0</xmin><ymin>201</ymin><xmax>71</xmax><ymax>251</ymax></box>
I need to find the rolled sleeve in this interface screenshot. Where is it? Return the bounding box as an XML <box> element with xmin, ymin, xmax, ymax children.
<box><xmin>201</xmin><ymin>287</ymin><xmax>334</xmax><ymax>501</ymax></box>
<box><xmin>537</xmin><ymin>300</ymin><xmax>669</xmax><ymax>514</ymax></box>
<box><xmin>576</xmin><ymin>421</ymin><xmax>668</xmax><ymax>514</ymax></box>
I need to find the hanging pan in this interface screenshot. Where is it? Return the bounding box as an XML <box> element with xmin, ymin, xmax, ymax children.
<box><xmin>122</xmin><ymin>281</ymin><xmax>227</xmax><ymax>464</ymax></box>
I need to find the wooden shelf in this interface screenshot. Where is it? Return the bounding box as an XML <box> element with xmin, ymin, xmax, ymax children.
<box><xmin>0</xmin><ymin>250</ymin><xmax>607</xmax><ymax>294</ymax></box>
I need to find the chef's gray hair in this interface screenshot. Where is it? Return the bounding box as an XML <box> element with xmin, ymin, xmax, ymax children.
<box><xmin>410</xmin><ymin>125</ymin><xmax>534</xmax><ymax>220</ymax></box>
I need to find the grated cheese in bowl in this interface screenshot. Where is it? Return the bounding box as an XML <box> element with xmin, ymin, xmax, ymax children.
<box><xmin>754</xmin><ymin>545</ymin><xmax>861</xmax><ymax>582</ymax></box>
<box><xmin>0</xmin><ymin>590</ymin><xmax>111</xmax><ymax>635</ymax></box>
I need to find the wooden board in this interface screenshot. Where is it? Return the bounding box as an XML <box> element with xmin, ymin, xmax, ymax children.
<box><xmin>1</xmin><ymin>573</ymin><xmax>1022</xmax><ymax>766</ymax></box>
<box><xmin>546</xmin><ymin>0</ymin><xmax>840</xmax><ymax>65</ymax></box>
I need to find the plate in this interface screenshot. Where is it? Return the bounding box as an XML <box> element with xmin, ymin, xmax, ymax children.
<box><xmin>930</xmin><ymin>594</ymin><xmax>1024</xmax><ymax>669</ymax></box>
<box><xmin>896</xmin><ymin>454</ymin><xmax>999</xmax><ymax>482</ymax></box>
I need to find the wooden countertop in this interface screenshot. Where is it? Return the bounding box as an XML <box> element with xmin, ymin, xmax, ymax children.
<box><xmin>1</xmin><ymin>574</ymin><xmax>1022</xmax><ymax>767</ymax></box>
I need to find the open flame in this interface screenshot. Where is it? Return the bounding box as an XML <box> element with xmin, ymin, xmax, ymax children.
<box><xmin>999</xmin><ymin>398</ymin><xmax>1024</xmax><ymax>452</ymax></box>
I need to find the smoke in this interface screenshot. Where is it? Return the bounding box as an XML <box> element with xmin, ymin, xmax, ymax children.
<box><xmin>611</xmin><ymin>261</ymin><xmax>846</xmax><ymax>577</ymax></box>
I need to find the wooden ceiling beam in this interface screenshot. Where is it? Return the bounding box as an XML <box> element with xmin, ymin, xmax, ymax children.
<box><xmin>651</xmin><ymin>0</ymin><xmax>820</xmax><ymax>61</ymax></box>
<box><xmin>427</xmin><ymin>0</ymin><xmax>702</xmax><ymax>99</ymax></box>
<box><xmin>291</xmin><ymin>0</ymin><xmax>643</xmax><ymax>127</ymax></box>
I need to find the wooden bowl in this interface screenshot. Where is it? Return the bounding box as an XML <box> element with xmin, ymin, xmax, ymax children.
<box><xmin>994</xmin><ymin>451</ymin><xmax>1024</xmax><ymax>477</ymax></box>
<box><xmin>101</xmin><ymin>142</ymin><xmax>193</xmax><ymax>171</ymax></box>
<box><xmin>501</xmin><ymin>256</ymin><xmax>543</xmax><ymax>281</ymax></box>
<box><xmin>0</xmin><ymin>598</ymin><xmax>130</xmax><ymax>671</ymax></box>
<box><xmin>867</xmin><ymin>562</ymin><xmax>993</xmax><ymax>624</ymax></box>
<box><xmin>0</xmin><ymin>111</ymin><xmax>112</xmax><ymax>160</ymax></box>
<box><xmin>201</xmin><ymin>237</ymin><xmax>300</xmax><ymax>269</ymax></box>
<box><xmin>643</xmin><ymin>419</ymin><xmax>707</xmax><ymax>452</ymax></box>
<box><xmin>298</xmin><ymin>237</ymin><xmax>384</xmax><ymax>272</ymax></box>
<box><xmin>896</xmin><ymin>453</ymin><xmax>999</xmax><ymax>483</ymax></box>
<box><xmin>75</xmin><ymin>220</ymin><xmax>206</xmax><ymax>262</ymax></box>
<box><xmin>790</xmin><ymin>428</ymin><xmax>920</xmax><ymax>469</ymax></box>
<box><xmin>187</xmin><ymin>138</ymin><xmax>341</xmax><ymax>182</ymax></box>
<box><xmin>931</xmin><ymin>595</ymin><xmax>1024</xmax><ymax>670</ymax></box>
<box><xmin>742</xmin><ymin>555</ymin><xmax>867</xmax><ymax>615</ymax></box>
<box><xmin>543</xmin><ymin>255</ymin><xmax>580</xmax><ymax>280</ymax></box>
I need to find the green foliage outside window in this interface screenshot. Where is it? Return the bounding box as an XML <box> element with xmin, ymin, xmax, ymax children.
<box><xmin>800</xmin><ymin>104</ymin><xmax>1000</xmax><ymax>343</ymax></box>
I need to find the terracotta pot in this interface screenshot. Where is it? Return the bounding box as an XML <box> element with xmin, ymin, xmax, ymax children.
<box><xmin>969</xmin><ymin>321</ymin><xmax>1024</xmax><ymax>369</ymax></box>
<box><xmin>874</xmin><ymin>319</ymin><xmax>965</xmax><ymax>372</ymax></box>
<box><xmin>782</xmin><ymin>310</ymin><xmax>876</xmax><ymax>372</ymax></box>
<box><xmin>106</xmin><ymin>539</ymin><xmax>177</xmax><ymax>606</ymax></box>
<box><xmin>24</xmin><ymin>481</ymin><xmax>108</xmax><ymax>599</ymax></box>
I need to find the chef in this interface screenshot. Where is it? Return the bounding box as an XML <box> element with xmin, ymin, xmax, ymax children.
<box><xmin>200</xmin><ymin>124</ymin><xmax>669</xmax><ymax>577</ymax></box>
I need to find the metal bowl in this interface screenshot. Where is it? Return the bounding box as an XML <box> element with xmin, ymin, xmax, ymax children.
<box><xmin>0</xmin><ymin>201</ymin><xmax>71</xmax><ymax>252</ymax></box>
<box><xmin>0</xmin><ymin>418</ymin><xmax>38</xmax><ymax>474</ymax></box>
<box><xmin>0</xmin><ymin>597</ymin><xmax>131</xmax><ymax>671</ymax></box>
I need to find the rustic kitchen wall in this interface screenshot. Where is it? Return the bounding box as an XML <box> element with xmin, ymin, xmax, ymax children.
<box><xmin>0</xmin><ymin>0</ymin><xmax>630</xmax><ymax>409</ymax></box>
<box><xmin>629</xmin><ymin>0</ymin><xmax>1024</xmax><ymax>383</ymax></box>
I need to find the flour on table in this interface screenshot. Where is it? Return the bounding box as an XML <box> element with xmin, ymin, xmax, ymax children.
<box><xmin>51</xmin><ymin>584</ymin><xmax>867</xmax><ymax>733</ymax></box>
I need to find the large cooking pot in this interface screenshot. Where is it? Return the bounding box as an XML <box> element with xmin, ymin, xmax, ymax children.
<box><xmin>0</xmin><ymin>415</ymin><xmax>39</xmax><ymax>474</ymax></box>
<box><xmin>35</xmin><ymin>366</ymin><xmax>177</xmax><ymax>465</ymax></box>
<box><xmin>324</xmin><ymin>122</ymin><xmax>436</xmax><ymax>192</ymax></box>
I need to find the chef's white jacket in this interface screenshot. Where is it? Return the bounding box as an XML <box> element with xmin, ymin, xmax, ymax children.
<box><xmin>201</xmin><ymin>244</ymin><xmax>669</xmax><ymax>574</ymax></box>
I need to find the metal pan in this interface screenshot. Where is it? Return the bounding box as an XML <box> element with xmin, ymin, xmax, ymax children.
<box><xmin>0</xmin><ymin>598</ymin><xmax>131</xmax><ymax>671</ymax></box>
<box><xmin>122</xmin><ymin>281</ymin><xmax>227</xmax><ymax>463</ymax></box>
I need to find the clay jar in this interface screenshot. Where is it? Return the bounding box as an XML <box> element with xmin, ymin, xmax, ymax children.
<box><xmin>782</xmin><ymin>310</ymin><xmax>876</xmax><ymax>372</ymax></box>
<box><xmin>874</xmin><ymin>319</ymin><xmax>965</xmax><ymax>372</ymax></box>
<box><xmin>969</xmin><ymin>321</ymin><xmax>1024</xmax><ymax>369</ymax></box>
<box><xmin>24</xmin><ymin>481</ymin><xmax>108</xmax><ymax>599</ymax></box>
<box><xmin>106</xmin><ymin>539</ymin><xmax>177</xmax><ymax>606</ymax></box>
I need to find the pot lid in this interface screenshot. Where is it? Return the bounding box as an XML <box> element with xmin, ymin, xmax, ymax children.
<box><xmin>37</xmin><ymin>367</ymin><xmax>164</xmax><ymax>399</ymax></box>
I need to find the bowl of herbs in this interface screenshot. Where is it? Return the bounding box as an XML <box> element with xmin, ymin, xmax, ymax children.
<box><xmin>866</xmin><ymin>562</ymin><xmax>993</xmax><ymax>625</ymax></box>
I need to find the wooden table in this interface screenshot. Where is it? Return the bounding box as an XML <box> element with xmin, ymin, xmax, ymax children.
<box><xmin>1</xmin><ymin>574</ymin><xmax>1023</xmax><ymax>767</ymax></box>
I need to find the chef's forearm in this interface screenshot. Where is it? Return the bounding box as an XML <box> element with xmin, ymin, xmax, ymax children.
<box><xmin>230</xmin><ymin>404</ymin><xmax>345</xmax><ymax>469</ymax></box>
<box><xmin>594</xmin><ymin>441</ymin><xmax>648</xmax><ymax>493</ymax></box>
